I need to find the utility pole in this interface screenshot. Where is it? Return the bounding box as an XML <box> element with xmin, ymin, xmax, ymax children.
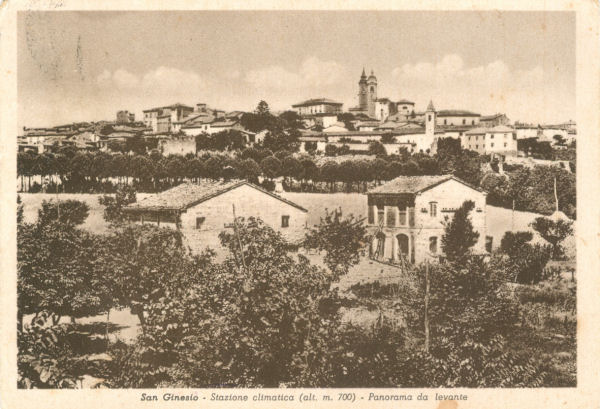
<box><xmin>232</xmin><ymin>204</ymin><xmax>247</xmax><ymax>271</ymax></box>
<box><xmin>424</xmin><ymin>260</ymin><xmax>430</xmax><ymax>353</ymax></box>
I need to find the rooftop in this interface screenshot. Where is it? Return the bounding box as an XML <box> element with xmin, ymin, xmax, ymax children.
<box><xmin>369</xmin><ymin>175</ymin><xmax>485</xmax><ymax>195</ymax></box>
<box><xmin>143</xmin><ymin>103</ymin><xmax>194</xmax><ymax>113</ymax></box>
<box><xmin>437</xmin><ymin>109</ymin><xmax>481</xmax><ymax>117</ymax></box>
<box><xmin>487</xmin><ymin>125</ymin><xmax>515</xmax><ymax>133</ymax></box>
<box><xmin>397</xmin><ymin>99</ymin><xmax>415</xmax><ymax>105</ymax></box>
<box><xmin>125</xmin><ymin>180</ymin><xmax>308</xmax><ymax>213</ymax></box>
<box><xmin>480</xmin><ymin>113</ymin><xmax>506</xmax><ymax>121</ymax></box>
<box><xmin>292</xmin><ymin>98</ymin><xmax>343</xmax><ymax>108</ymax></box>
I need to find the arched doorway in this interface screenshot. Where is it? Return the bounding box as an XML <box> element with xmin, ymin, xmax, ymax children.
<box><xmin>396</xmin><ymin>233</ymin><xmax>409</xmax><ymax>262</ymax></box>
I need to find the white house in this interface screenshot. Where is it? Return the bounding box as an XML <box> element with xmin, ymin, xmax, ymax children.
<box><xmin>366</xmin><ymin>175</ymin><xmax>487</xmax><ymax>264</ymax></box>
<box><xmin>291</xmin><ymin>98</ymin><xmax>343</xmax><ymax>116</ymax></box>
<box><xmin>124</xmin><ymin>180</ymin><xmax>308</xmax><ymax>253</ymax></box>
<box><xmin>462</xmin><ymin>125</ymin><xmax>518</xmax><ymax>156</ymax></box>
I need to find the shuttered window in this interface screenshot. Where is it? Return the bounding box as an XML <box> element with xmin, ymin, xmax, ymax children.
<box><xmin>387</xmin><ymin>207</ymin><xmax>396</xmax><ymax>227</ymax></box>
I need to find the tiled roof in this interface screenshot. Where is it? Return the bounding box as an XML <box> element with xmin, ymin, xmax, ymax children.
<box><xmin>487</xmin><ymin>125</ymin><xmax>515</xmax><ymax>133</ymax></box>
<box><xmin>464</xmin><ymin>127</ymin><xmax>488</xmax><ymax>135</ymax></box>
<box><xmin>368</xmin><ymin>175</ymin><xmax>485</xmax><ymax>195</ymax></box>
<box><xmin>480</xmin><ymin>113</ymin><xmax>505</xmax><ymax>121</ymax></box>
<box><xmin>292</xmin><ymin>98</ymin><xmax>343</xmax><ymax>107</ymax></box>
<box><xmin>181</xmin><ymin>116</ymin><xmax>216</xmax><ymax>128</ymax></box>
<box><xmin>356</xmin><ymin>121</ymin><xmax>381</xmax><ymax>127</ymax></box>
<box><xmin>143</xmin><ymin>103</ymin><xmax>194</xmax><ymax>113</ymax></box>
<box><xmin>125</xmin><ymin>180</ymin><xmax>308</xmax><ymax>212</ymax></box>
<box><xmin>210</xmin><ymin>120</ymin><xmax>239</xmax><ymax>128</ymax></box>
<box><xmin>397</xmin><ymin>99</ymin><xmax>415</xmax><ymax>105</ymax></box>
<box><xmin>437</xmin><ymin>110</ymin><xmax>480</xmax><ymax>117</ymax></box>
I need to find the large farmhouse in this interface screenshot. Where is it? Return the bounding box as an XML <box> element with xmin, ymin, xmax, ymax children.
<box><xmin>124</xmin><ymin>180</ymin><xmax>308</xmax><ymax>253</ymax></box>
<box><xmin>366</xmin><ymin>175</ymin><xmax>487</xmax><ymax>264</ymax></box>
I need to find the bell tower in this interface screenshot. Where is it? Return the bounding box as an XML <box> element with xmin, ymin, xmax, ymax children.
<box><xmin>367</xmin><ymin>69</ymin><xmax>378</xmax><ymax>118</ymax></box>
<box><xmin>358</xmin><ymin>68</ymin><xmax>368</xmax><ymax>111</ymax></box>
<box><xmin>425</xmin><ymin>100</ymin><xmax>436</xmax><ymax>137</ymax></box>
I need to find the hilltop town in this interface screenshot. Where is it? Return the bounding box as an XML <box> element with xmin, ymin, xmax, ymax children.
<box><xmin>17</xmin><ymin>68</ymin><xmax>577</xmax><ymax>390</ymax></box>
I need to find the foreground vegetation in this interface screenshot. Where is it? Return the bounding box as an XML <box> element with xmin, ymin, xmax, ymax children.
<box><xmin>17</xmin><ymin>194</ymin><xmax>576</xmax><ymax>388</ymax></box>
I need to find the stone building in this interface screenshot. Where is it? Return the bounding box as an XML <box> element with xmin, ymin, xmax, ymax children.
<box><xmin>366</xmin><ymin>175</ymin><xmax>487</xmax><ymax>264</ymax></box>
<box><xmin>124</xmin><ymin>180</ymin><xmax>308</xmax><ymax>253</ymax></box>
<box><xmin>291</xmin><ymin>98</ymin><xmax>343</xmax><ymax>116</ymax></box>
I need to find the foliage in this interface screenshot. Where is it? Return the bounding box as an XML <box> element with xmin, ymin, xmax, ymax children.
<box><xmin>441</xmin><ymin>200</ymin><xmax>479</xmax><ymax>262</ymax></box>
<box><xmin>98</xmin><ymin>184</ymin><xmax>137</xmax><ymax>225</ymax></box>
<box><xmin>18</xmin><ymin>312</ymin><xmax>79</xmax><ymax>388</ymax></box>
<box><xmin>37</xmin><ymin>199</ymin><xmax>90</xmax><ymax>227</ymax></box>
<box><xmin>109</xmin><ymin>218</ymin><xmax>340</xmax><ymax>387</ymax></box>
<box><xmin>98</xmin><ymin>224</ymin><xmax>198</xmax><ymax>327</ymax></box>
<box><xmin>304</xmin><ymin>208</ymin><xmax>367</xmax><ymax>277</ymax></box>
<box><xmin>18</xmin><ymin>213</ymin><xmax>113</xmax><ymax>322</ymax></box>
<box><xmin>260</xmin><ymin>156</ymin><xmax>282</xmax><ymax>179</ymax></box>
<box><xmin>530</xmin><ymin>217</ymin><xmax>573</xmax><ymax>260</ymax></box>
<box><xmin>499</xmin><ymin>231</ymin><xmax>553</xmax><ymax>284</ymax></box>
<box><xmin>196</xmin><ymin>130</ymin><xmax>246</xmax><ymax>151</ymax></box>
<box><xmin>368</xmin><ymin>140</ymin><xmax>387</xmax><ymax>155</ymax></box>
<box><xmin>402</xmin><ymin>258</ymin><xmax>544</xmax><ymax>387</ymax></box>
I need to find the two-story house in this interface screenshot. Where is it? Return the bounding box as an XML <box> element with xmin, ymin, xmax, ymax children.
<box><xmin>366</xmin><ymin>175</ymin><xmax>487</xmax><ymax>264</ymax></box>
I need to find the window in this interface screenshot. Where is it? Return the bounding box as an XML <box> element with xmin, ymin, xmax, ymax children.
<box><xmin>196</xmin><ymin>216</ymin><xmax>206</xmax><ymax>229</ymax></box>
<box><xmin>429</xmin><ymin>202</ymin><xmax>437</xmax><ymax>217</ymax></box>
<box><xmin>429</xmin><ymin>236</ymin><xmax>438</xmax><ymax>254</ymax></box>
<box><xmin>368</xmin><ymin>205</ymin><xmax>375</xmax><ymax>224</ymax></box>
<box><xmin>377</xmin><ymin>205</ymin><xmax>384</xmax><ymax>224</ymax></box>
<box><xmin>428</xmin><ymin>114</ymin><xmax>432</xmax><ymax>121</ymax></box>
<box><xmin>504</xmin><ymin>142</ymin><xmax>507</xmax><ymax>147</ymax></box>
<box><xmin>476</xmin><ymin>144</ymin><xmax>478</xmax><ymax>149</ymax></box>
<box><xmin>386</xmin><ymin>207</ymin><xmax>396</xmax><ymax>227</ymax></box>
<box><xmin>462</xmin><ymin>119</ymin><xmax>466</xmax><ymax>125</ymax></box>
<box><xmin>490</xmin><ymin>134</ymin><xmax>494</xmax><ymax>139</ymax></box>
<box><xmin>472</xmin><ymin>120</ymin><xmax>475</xmax><ymax>125</ymax></box>
<box><xmin>444</xmin><ymin>119</ymin><xmax>447</xmax><ymax>125</ymax></box>
<box><xmin>398</xmin><ymin>205</ymin><xmax>407</xmax><ymax>225</ymax></box>
<box><xmin>281</xmin><ymin>215</ymin><xmax>290</xmax><ymax>228</ymax></box>
<box><xmin>491</xmin><ymin>142</ymin><xmax>494</xmax><ymax>147</ymax></box>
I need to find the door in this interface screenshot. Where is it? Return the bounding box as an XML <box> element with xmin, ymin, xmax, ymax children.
<box><xmin>397</xmin><ymin>233</ymin><xmax>409</xmax><ymax>262</ymax></box>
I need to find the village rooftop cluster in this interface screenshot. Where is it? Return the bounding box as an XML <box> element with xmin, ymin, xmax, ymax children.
<box><xmin>18</xmin><ymin>69</ymin><xmax>576</xmax><ymax>159</ymax></box>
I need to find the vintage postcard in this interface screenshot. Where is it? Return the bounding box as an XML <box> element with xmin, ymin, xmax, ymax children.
<box><xmin>0</xmin><ymin>0</ymin><xmax>599</xmax><ymax>408</ymax></box>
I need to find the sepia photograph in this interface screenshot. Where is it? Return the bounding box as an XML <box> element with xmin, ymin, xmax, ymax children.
<box><xmin>1</xmin><ymin>2</ymin><xmax>598</xmax><ymax>404</ymax></box>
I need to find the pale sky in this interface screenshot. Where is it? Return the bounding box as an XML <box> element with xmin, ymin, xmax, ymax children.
<box><xmin>18</xmin><ymin>11</ymin><xmax>575</xmax><ymax>128</ymax></box>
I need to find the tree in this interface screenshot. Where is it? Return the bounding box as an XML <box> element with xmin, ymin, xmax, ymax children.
<box><xmin>401</xmin><ymin>258</ymin><xmax>543</xmax><ymax>387</ymax></box>
<box><xmin>108</xmin><ymin>218</ymin><xmax>340</xmax><ymax>387</ymax></box>
<box><xmin>304</xmin><ymin>208</ymin><xmax>367</xmax><ymax>278</ymax></box>
<box><xmin>499</xmin><ymin>231</ymin><xmax>552</xmax><ymax>284</ymax></box>
<box><xmin>441</xmin><ymin>200</ymin><xmax>479</xmax><ymax>262</ymax></box>
<box><xmin>279</xmin><ymin>110</ymin><xmax>303</xmax><ymax>129</ymax></box>
<box><xmin>37</xmin><ymin>200</ymin><xmax>90</xmax><ymax>227</ymax></box>
<box><xmin>530</xmin><ymin>217</ymin><xmax>573</xmax><ymax>259</ymax></box>
<box><xmin>260</xmin><ymin>156</ymin><xmax>282</xmax><ymax>180</ymax></box>
<box><xmin>98</xmin><ymin>224</ymin><xmax>197</xmax><ymax>329</ymax></box>
<box><xmin>281</xmin><ymin>156</ymin><xmax>302</xmax><ymax>184</ymax></box>
<box><xmin>99</xmin><ymin>185</ymin><xmax>137</xmax><ymax>225</ymax></box>
<box><xmin>255</xmin><ymin>100</ymin><xmax>270</xmax><ymax>116</ymax></box>
<box><xmin>368</xmin><ymin>141</ymin><xmax>387</xmax><ymax>156</ymax></box>
<box><xmin>18</xmin><ymin>219</ymin><xmax>112</xmax><ymax>325</ymax></box>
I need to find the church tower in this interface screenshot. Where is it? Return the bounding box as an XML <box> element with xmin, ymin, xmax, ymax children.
<box><xmin>425</xmin><ymin>100</ymin><xmax>436</xmax><ymax>137</ymax></box>
<box><xmin>367</xmin><ymin>69</ymin><xmax>378</xmax><ymax>118</ymax></box>
<box><xmin>358</xmin><ymin>68</ymin><xmax>368</xmax><ymax>111</ymax></box>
